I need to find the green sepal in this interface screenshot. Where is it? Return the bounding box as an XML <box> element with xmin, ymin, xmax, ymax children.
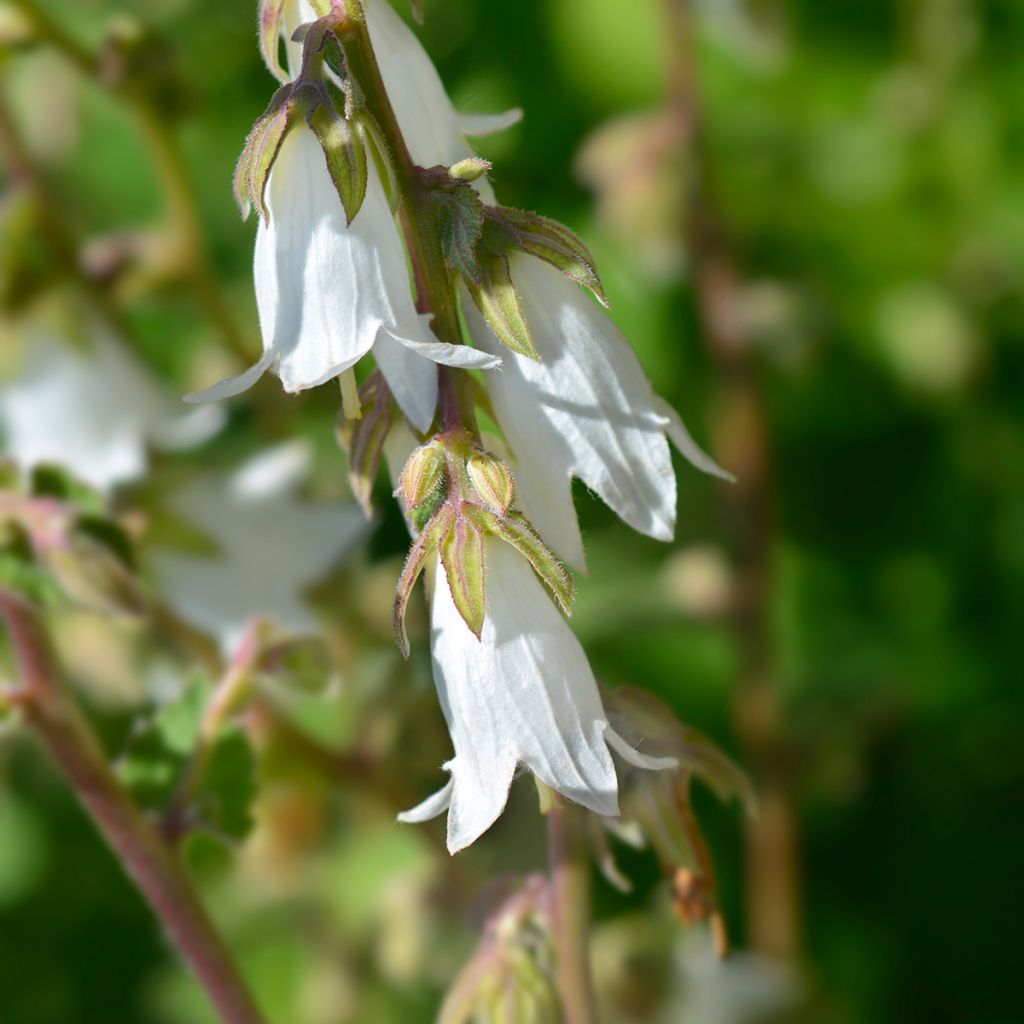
<box><xmin>439</xmin><ymin>515</ymin><xmax>486</xmax><ymax>639</ymax></box>
<box><xmin>490</xmin><ymin>206</ymin><xmax>608</xmax><ymax>306</ymax></box>
<box><xmin>462</xmin><ymin>506</ymin><xmax>574</xmax><ymax>615</ymax></box>
<box><xmin>464</xmin><ymin>253</ymin><xmax>539</xmax><ymax>361</ymax></box>
<box><xmin>233</xmin><ymin>88</ymin><xmax>297</xmax><ymax>221</ymax></box>
<box><xmin>392</xmin><ymin>505</ymin><xmax>455</xmax><ymax>658</ymax></box>
<box><xmin>306</xmin><ymin>95</ymin><xmax>368</xmax><ymax>224</ymax></box>
<box><xmin>340</xmin><ymin>372</ymin><xmax>394</xmax><ymax>517</ymax></box>
<box><xmin>258</xmin><ymin>0</ymin><xmax>290</xmax><ymax>83</ymax></box>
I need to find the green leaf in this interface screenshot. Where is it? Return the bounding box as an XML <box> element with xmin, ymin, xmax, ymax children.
<box><xmin>434</xmin><ymin>178</ymin><xmax>485</xmax><ymax>281</ymax></box>
<box><xmin>118</xmin><ymin>678</ymin><xmax>207</xmax><ymax>808</ymax></box>
<box><xmin>196</xmin><ymin>727</ymin><xmax>257</xmax><ymax>842</ymax></box>
<box><xmin>464</xmin><ymin>254</ymin><xmax>539</xmax><ymax>360</ymax></box>
<box><xmin>307</xmin><ymin>98</ymin><xmax>368</xmax><ymax>225</ymax></box>
<box><xmin>440</xmin><ymin>516</ymin><xmax>487</xmax><ymax>639</ymax></box>
<box><xmin>494</xmin><ymin>206</ymin><xmax>608</xmax><ymax>306</ymax></box>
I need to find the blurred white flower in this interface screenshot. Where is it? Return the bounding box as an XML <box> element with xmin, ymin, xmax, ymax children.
<box><xmin>462</xmin><ymin>255</ymin><xmax>731</xmax><ymax>570</ymax></box>
<box><xmin>149</xmin><ymin>440</ymin><xmax>368</xmax><ymax>650</ymax></box>
<box><xmin>0</xmin><ymin>326</ymin><xmax>222</xmax><ymax>494</ymax></box>
<box><xmin>187</xmin><ymin>125</ymin><xmax>498</xmax><ymax>429</ymax></box>
<box><xmin>399</xmin><ymin>539</ymin><xmax>669</xmax><ymax>853</ymax></box>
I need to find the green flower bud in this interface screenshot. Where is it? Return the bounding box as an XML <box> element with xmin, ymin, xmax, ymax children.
<box><xmin>449</xmin><ymin>157</ymin><xmax>492</xmax><ymax>182</ymax></box>
<box><xmin>467</xmin><ymin>452</ymin><xmax>515</xmax><ymax>515</ymax></box>
<box><xmin>400</xmin><ymin>442</ymin><xmax>447</xmax><ymax>510</ymax></box>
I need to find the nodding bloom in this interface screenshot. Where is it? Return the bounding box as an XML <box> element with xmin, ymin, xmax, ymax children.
<box><xmin>186</xmin><ymin>123</ymin><xmax>498</xmax><ymax>429</ymax></box>
<box><xmin>398</xmin><ymin>539</ymin><xmax>671</xmax><ymax>853</ymax></box>
<box><xmin>0</xmin><ymin>325</ymin><xmax>222</xmax><ymax>494</ymax></box>
<box><xmin>462</xmin><ymin>255</ymin><xmax>733</xmax><ymax>570</ymax></box>
<box><xmin>187</xmin><ymin>0</ymin><xmax>505</xmax><ymax>429</ymax></box>
<box><xmin>361</xmin><ymin>0</ymin><xmax>520</xmax><ymax>198</ymax></box>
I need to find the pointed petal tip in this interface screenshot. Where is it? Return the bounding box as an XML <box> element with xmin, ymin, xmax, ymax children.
<box><xmin>397</xmin><ymin>778</ymin><xmax>454</xmax><ymax>825</ymax></box>
<box><xmin>184</xmin><ymin>351</ymin><xmax>274</xmax><ymax>404</ymax></box>
<box><xmin>459</xmin><ymin>107</ymin><xmax>524</xmax><ymax>138</ymax></box>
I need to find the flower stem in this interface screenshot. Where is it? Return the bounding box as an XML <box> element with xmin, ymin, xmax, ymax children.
<box><xmin>338</xmin><ymin>8</ymin><xmax>478</xmax><ymax>435</ymax></box>
<box><xmin>546</xmin><ymin>792</ymin><xmax>598</xmax><ymax>1024</ymax></box>
<box><xmin>0</xmin><ymin>592</ymin><xmax>266</xmax><ymax>1024</ymax></box>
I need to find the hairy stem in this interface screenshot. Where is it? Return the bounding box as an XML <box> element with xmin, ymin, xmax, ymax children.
<box><xmin>339</xmin><ymin>9</ymin><xmax>477</xmax><ymax>435</ymax></box>
<box><xmin>547</xmin><ymin>793</ymin><xmax>598</xmax><ymax>1024</ymax></box>
<box><xmin>0</xmin><ymin>592</ymin><xmax>266</xmax><ymax>1024</ymax></box>
<box><xmin>664</xmin><ymin>0</ymin><xmax>799</xmax><ymax>960</ymax></box>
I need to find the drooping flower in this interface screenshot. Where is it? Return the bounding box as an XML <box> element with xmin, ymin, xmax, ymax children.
<box><xmin>149</xmin><ymin>440</ymin><xmax>368</xmax><ymax>650</ymax></box>
<box><xmin>0</xmin><ymin>326</ymin><xmax>222</xmax><ymax>494</ymax></box>
<box><xmin>361</xmin><ymin>0</ymin><xmax>520</xmax><ymax>193</ymax></box>
<box><xmin>398</xmin><ymin>538</ymin><xmax>672</xmax><ymax>853</ymax></box>
<box><xmin>186</xmin><ymin>125</ymin><xmax>498</xmax><ymax>430</ymax></box>
<box><xmin>462</xmin><ymin>255</ymin><xmax>732</xmax><ymax>570</ymax></box>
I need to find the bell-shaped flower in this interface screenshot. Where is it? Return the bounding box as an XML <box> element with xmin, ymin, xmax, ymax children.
<box><xmin>148</xmin><ymin>441</ymin><xmax>368</xmax><ymax>651</ymax></box>
<box><xmin>187</xmin><ymin>125</ymin><xmax>498</xmax><ymax>430</ymax></box>
<box><xmin>462</xmin><ymin>255</ymin><xmax>732</xmax><ymax>570</ymax></box>
<box><xmin>361</xmin><ymin>0</ymin><xmax>520</xmax><ymax>195</ymax></box>
<box><xmin>0</xmin><ymin>326</ymin><xmax>222</xmax><ymax>494</ymax></box>
<box><xmin>398</xmin><ymin>538</ymin><xmax>670</xmax><ymax>853</ymax></box>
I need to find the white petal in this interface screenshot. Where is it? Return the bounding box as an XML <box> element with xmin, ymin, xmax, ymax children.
<box><xmin>373</xmin><ymin>332</ymin><xmax>439</xmax><ymax>433</ymax></box>
<box><xmin>429</xmin><ymin>541</ymin><xmax>618</xmax><ymax>852</ymax></box>
<box><xmin>268</xmin><ymin>128</ymin><xmax>429</xmax><ymax>392</ymax></box>
<box><xmin>460</xmin><ymin>109</ymin><xmax>523</xmax><ymax>138</ymax></box>
<box><xmin>395</xmin><ymin>329</ymin><xmax>502</xmax><ymax>371</ymax></box>
<box><xmin>397</xmin><ymin>777</ymin><xmax>453</xmax><ymax>824</ymax></box>
<box><xmin>605</xmin><ymin>725</ymin><xmax>680</xmax><ymax>772</ymax></box>
<box><xmin>462</xmin><ymin>255</ymin><xmax>678</xmax><ymax>554</ymax></box>
<box><xmin>363</xmin><ymin>0</ymin><xmax>513</xmax><ymax>208</ymax></box>
<box><xmin>652</xmin><ymin>394</ymin><xmax>736</xmax><ymax>483</ymax></box>
<box><xmin>184</xmin><ymin>349</ymin><xmax>275</xmax><ymax>404</ymax></box>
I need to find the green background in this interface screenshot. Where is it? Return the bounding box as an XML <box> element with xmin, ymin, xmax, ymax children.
<box><xmin>1</xmin><ymin>0</ymin><xmax>1022</xmax><ymax>1021</ymax></box>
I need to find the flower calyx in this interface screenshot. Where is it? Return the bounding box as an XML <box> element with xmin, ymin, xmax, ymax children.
<box><xmin>336</xmin><ymin>371</ymin><xmax>396</xmax><ymax>517</ymax></box>
<box><xmin>238</xmin><ymin>7</ymin><xmax>369</xmax><ymax>224</ymax></box>
<box><xmin>392</xmin><ymin>429</ymin><xmax>573</xmax><ymax>656</ymax></box>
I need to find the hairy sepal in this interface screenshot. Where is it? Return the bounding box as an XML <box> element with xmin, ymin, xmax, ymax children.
<box><xmin>306</xmin><ymin>96</ymin><xmax>369</xmax><ymax>224</ymax></box>
<box><xmin>464</xmin><ymin>253</ymin><xmax>539</xmax><ymax>361</ymax></box>
<box><xmin>491</xmin><ymin>206</ymin><xmax>608</xmax><ymax>306</ymax></box>
<box><xmin>393</xmin><ymin>505</ymin><xmax>455</xmax><ymax>657</ymax></box>
<box><xmin>462</xmin><ymin>505</ymin><xmax>574</xmax><ymax>616</ymax></box>
<box><xmin>439</xmin><ymin>515</ymin><xmax>486</xmax><ymax>639</ymax></box>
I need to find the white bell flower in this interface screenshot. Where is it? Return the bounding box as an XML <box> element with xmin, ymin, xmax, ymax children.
<box><xmin>149</xmin><ymin>440</ymin><xmax>368</xmax><ymax>651</ymax></box>
<box><xmin>0</xmin><ymin>326</ymin><xmax>222</xmax><ymax>494</ymax></box>
<box><xmin>398</xmin><ymin>537</ymin><xmax>673</xmax><ymax>853</ymax></box>
<box><xmin>462</xmin><ymin>255</ymin><xmax>732</xmax><ymax>570</ymax></box>
<box><xmin>187</xmin><ymin>125</ymin><xmax>498</xmax><ymax>430</ymax></box>
<box><xmin>362</xmin><ymin>0</ymin><xmax>520</xmax><ymax>196</ymax></box>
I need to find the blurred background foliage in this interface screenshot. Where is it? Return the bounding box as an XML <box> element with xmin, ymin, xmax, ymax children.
<box><xmin>1</xmin><ymin>0</ymin><xmax>1022</xmax><ymax>1022</ymax></box>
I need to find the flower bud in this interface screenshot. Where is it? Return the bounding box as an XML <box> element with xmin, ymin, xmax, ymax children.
<box><xmin>467</xmin><ymin>452</ymin><xmax>514</xmax><ymax>515</ymax></box>
<box><xmin>400</xmin><ymin>442</ymin><xmax>447</xmax><ymax>510</ymax></box>
<box><xmin>449</xmin><ymin>157</ymin><xmax>492</xmax><ymax>182</ymax></box>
